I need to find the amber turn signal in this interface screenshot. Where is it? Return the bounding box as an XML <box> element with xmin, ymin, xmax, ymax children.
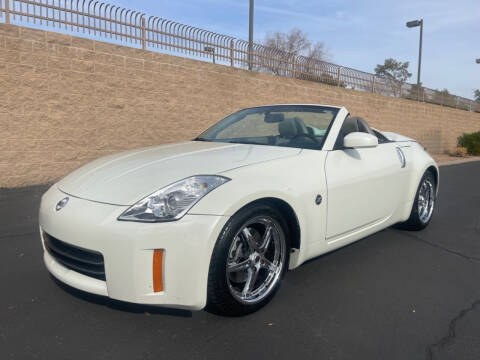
<box><xmin>153</xmin><ymin>249</ymin><xmax>164</xmax><ymax>292</ymax></box>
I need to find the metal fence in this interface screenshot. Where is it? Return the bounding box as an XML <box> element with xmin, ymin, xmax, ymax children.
<box><xmin>1</xmin><ymin>0</ymin><xmax>478</xmax><ymax>112</ymax></box>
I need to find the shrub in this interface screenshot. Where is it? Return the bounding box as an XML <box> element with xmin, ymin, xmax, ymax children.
<box><xmin>448</xmin><ymin>147</ymin><xmax>468</xmax><ymax>157</ymax></box>
<box><xmin>458</xmin><ymin>131</ymin><xmax>480</xmax><ymax>155</ymax></box>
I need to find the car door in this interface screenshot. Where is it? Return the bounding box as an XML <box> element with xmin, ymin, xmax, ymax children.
<box><xmin>324</xmin><ymin>117</ymin><xmax>407</xmax><ymax>242</ymax></box>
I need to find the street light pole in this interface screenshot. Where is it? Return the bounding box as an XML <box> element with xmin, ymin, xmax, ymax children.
<box><xmin>248</xmin><ymin>0</ymin><xmax>254</xmax><ymax>70</ymax></box>
<box><xmin>417</xmin><ymin>19</ymin><xmax>423</xmax><ymax>88</ymax></box>
<box><xmin>406</xmin><ymin>19</ymin><xmax>423</xmax><ymax>100</ymax></box>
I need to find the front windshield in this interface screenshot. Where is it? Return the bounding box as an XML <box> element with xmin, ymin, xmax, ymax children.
<box><xmin>196</xmin><ymin>105</ymin><xmax>339</xmax><ymax>150</ymax></box>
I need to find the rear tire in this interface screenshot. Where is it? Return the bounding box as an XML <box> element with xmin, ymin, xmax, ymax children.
<box><xmin>400</xmin><ymin>170</ymin><xmax>436</xmax><ymax>230</ymax></box>
<box><xmin>206</xmin><ymin>203</ymin><xmax>290</xmax><ymax>316</ymax></box>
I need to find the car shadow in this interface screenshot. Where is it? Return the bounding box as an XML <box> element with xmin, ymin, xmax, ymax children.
<box><xmin>50</xmin><ymin>276</ymin><xmax>193</xmax><ymax>318</ymax></box>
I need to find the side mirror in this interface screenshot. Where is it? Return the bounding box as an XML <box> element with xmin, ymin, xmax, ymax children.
<box><xmin>343</xmin><ymin>132</ymin><xmax>378</xmax><ymax>148</ymax></box>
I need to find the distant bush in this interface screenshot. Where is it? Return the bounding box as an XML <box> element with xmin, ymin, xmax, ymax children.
<box><xmin>458</xmin><ymin>131</ymin><xmax>480</xmax><ymax>155</ymax></box>
<box><xmin>448</xmin><ymin>147</ymin><xmax>468</xmax><ymax>157</ymax></box>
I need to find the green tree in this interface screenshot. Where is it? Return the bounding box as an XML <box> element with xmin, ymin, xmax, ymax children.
<box><xmin>474</xmin><ymin>89</ymin><xmax>480</xmax><ymax>102</ymax></box>
<box><xmin>374</xmin><ymin>58</ymin><xmax>412</xmax><ymax>97</ymax></box>
<box><xmin>473</xmin><ymin>90</ymin><xmax>480</xmax><ymax>111</ymax></box>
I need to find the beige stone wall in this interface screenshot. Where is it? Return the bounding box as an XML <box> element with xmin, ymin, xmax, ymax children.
<box><xmin>1</xmin><ymin>23</ymin><xmax>479</xmax><ymax>187</ymax></box>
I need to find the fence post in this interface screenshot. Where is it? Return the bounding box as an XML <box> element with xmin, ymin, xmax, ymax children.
<box><xmin>371</xmin><ymin>77</ymin><xmax>375</xmax><ymax>93</ymax></box>
<box><xmin>230</xmin><ymin>39</ymin><xmax>234</xmax><ymax>67</ymax></box>
<box><xmin>292</xmin><ymin>57</ymin><xmax>296</xmax><ymax>78</ymax></box>
<box><xmin>337</xmin><ymin>67</ymin><xmax>341</xmax><ymax>87</ymax></box>
<box><xmin>141</xmin><ymin>17</ymin><xmax>146</xmax><ymax>50</ymax></box>
<box><xmin>5</xmin><ymin>0</ymin><xmax>10</xmax><ymax>24</ymax></box>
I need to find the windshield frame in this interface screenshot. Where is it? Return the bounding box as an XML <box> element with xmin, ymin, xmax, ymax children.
<box><xmin>194</xmin><ymin>105</ymin><xmax>341</xmax><ymax>151</ymax></box>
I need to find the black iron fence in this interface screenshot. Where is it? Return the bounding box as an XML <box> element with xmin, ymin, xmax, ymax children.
<box><xmin>1</xmin><ymin>0</ymin><xmax>478</xmax><ymax>112</ymax></box>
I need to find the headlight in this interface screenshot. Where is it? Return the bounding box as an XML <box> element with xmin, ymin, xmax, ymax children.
<box><xmin>118</xmin><ymin>175</ymin><xmax>230</xmax><ymax>222</ymax></box>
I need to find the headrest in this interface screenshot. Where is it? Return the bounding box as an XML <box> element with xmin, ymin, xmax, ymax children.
<box><xmin>279</xmin><ymin>118</ymin><xmax>299</xmax><ymax>137</ymax></box>
<box><xmin>279</xmin><ymin>117</ymin><xmax>308</xmax><ymax>137</ymax></box>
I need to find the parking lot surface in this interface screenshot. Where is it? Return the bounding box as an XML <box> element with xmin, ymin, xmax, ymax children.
<box><xmin>1</xmin><ymin>162</ymin><xmax>480</xmax><ymax>360</ymax></box>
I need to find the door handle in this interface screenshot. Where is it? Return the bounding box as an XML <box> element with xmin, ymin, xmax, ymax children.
<box><xmin>396</xmin><ymin>147</ymin><xmax>406</xmax><ymax>168</ymax></box>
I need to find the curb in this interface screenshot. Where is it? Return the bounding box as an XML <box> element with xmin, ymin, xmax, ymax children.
<box><xmin>438</xmin><ymin>157</ymin><xmax>480</xmax><ymax>167</ymax></box>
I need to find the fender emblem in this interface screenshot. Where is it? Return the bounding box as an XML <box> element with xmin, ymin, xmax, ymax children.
<box><xmin>396</xmin><ymin>147</ymin><xmax>406</xmax><ymax>168</ymax></box>
<box><xmin>56</xmin><ymin>197</ymin><xmax>69</xmax><ymax>211</ymax></box>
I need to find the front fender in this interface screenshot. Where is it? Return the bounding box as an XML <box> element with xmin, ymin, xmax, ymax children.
<box><xmin>189</xmin><ymin>150</ymin><xmax>329</xmax><ymax>267</ymax></box>
<box><xmin>399</xmin><ymin>142</ymin><xmax>439</xmax><ymax>221</ymax></box>
<box><xmin>409</xmin><ymin>143</ymin><xmax>439</xmax><ymax>199</ymax></box>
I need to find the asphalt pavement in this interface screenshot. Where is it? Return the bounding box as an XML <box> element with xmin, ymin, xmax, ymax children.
<box><xmin>1</xmin><ymin>161</ymin><xmax>480</xmax><ymax>360</ymax></box>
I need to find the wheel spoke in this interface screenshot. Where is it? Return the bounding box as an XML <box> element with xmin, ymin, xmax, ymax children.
<box><xmin>242</xmin><ymin>268</ymin><xmax>259</xmax><ymax>296</ymax></box>
<box><xmin>418</xmin><ymin>178</ymin><xmax>435</xmax><ymax>223</ymax></box>
<box><xmin>261</xmin><ymin>258</ymin><xmax>276</xmax><ymax>273</ymax></box>
<box><xmin>231</xmin><ymin>240</ymin><xmax>243</xmax><ymax>263</ymax></box>
<box><xmin>242</xmin><ymin>227</ymin><xmax>257</xmax><ymax>251</ymax></box>
<box><xmin>259</xmin><ymin>225</ymin><xmax>272</xmax><ymax>254</ymax></box>
<box><xmin>227</xmin><ymin>259</ymin><xmax>250</xmax><ymax>273</ymax></box>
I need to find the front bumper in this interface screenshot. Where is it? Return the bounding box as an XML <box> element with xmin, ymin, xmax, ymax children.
<box><xmin>39</xmin><ymin>185</ymin><xmax>228</xmax><ymax>310</ymax></box>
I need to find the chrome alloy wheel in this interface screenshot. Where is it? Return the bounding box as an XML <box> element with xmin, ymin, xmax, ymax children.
<box><xmin>226</xmin><ymin>216</ymin><xmax>286</xmax><ymax>304</ymax></box>
<box><xmin>418</xmin><ymin>178</ymin><xmax>435</xmax><ymax>223</ymax></box>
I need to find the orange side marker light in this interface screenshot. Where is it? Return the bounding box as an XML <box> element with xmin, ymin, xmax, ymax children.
<box><xmin>153</xmin><ymin>249</ymin><xmax>164</xmax><ymax>292</ymax></box>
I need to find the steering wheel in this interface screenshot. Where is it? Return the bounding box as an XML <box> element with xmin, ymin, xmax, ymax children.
<box><xmin>289</xmin><ymin>133</ymin><xmax>320</xmax><ymax>144</ymax></box>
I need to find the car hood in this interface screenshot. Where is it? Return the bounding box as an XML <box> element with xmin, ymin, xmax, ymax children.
<box><xmin>57</xmin><ymin>141</ymin><xmax>301</xmax><ymax>205</ymax></box>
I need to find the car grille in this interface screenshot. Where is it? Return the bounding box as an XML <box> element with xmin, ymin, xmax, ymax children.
<box><xmin>43</xmin><ymin>232</ymin><xmax>106</xmax><ymax>281</ymax></box>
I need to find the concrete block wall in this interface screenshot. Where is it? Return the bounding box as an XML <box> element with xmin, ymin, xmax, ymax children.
<box><xmin>1</xmin><ymin>23</ymin><xmax>479</xmax><ymax>187</ymax></box>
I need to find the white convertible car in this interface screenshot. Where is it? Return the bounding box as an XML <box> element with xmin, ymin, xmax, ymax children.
<box><xmin>39</xmin><ymin>105</ymin><xmax>438</xmax><ymax>315</ymax></box>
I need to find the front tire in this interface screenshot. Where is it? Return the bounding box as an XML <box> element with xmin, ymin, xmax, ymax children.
<box><xmin>401</xmin><ymin>170</ymin><xmax>437</xmax><ymax>230</ymax></box>
<box><xmin>206</xmin><ymin>203</ymin><xmax>289</xmax><ymax>316</ymax></box>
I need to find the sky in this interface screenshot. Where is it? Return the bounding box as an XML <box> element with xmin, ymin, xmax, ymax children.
<box><xmin>106</xmin><ymin>0</ymin><xmax>479</xmax><ymax>99</ymax></box>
